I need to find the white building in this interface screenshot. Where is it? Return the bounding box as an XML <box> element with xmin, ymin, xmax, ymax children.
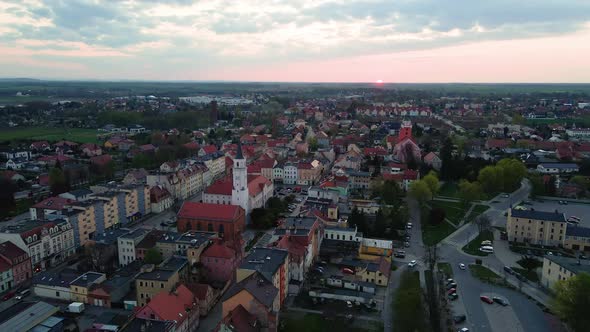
<box><xmin>284</xmin><ymin>163</ymin><xmax>298</xmax><ymax>185</ymax></box>
<box><xmin>117</xmin><ymin>229</ymin><xmax>148</xmax><ymax>267</ymax></box>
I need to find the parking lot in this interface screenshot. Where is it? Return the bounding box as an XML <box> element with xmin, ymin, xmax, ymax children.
<box><xmin>524</xmin><ymin>199</ymin><xmax>590</xmax><ymax>227</ymax></box>
<box><xmin>480</xmin><ymin>292</ymin><xmax>524</xmax><ymax>332</ymax></box>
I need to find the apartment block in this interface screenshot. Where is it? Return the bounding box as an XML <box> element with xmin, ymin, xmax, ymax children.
<box><xmin>507</xmin><ymin>209</ymin><xmax>567</xmax><ymax>246</ymax></box>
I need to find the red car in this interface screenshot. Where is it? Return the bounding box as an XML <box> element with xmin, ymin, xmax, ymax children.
<box><xmin>342</xmin><ymin>268</ymin><xmax>355</xmax><ymax>275</ymax></box>
<box><xmin>2</xmin><ymin>291</ymin><xmax>15</xmax><ymax>301</ymax></box>
<box><xmin>480</xmin><ymin>295</ymin><xmax>494</xmax><ymax>304</ymax></box>
<box><xmin>447</xmin><ymin>288</ymin><xmax>457</xmax><ymax>295</ymax></box>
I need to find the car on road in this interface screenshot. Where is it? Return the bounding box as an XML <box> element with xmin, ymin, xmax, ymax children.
<box><xmin>447</xmin><ymin>282</ymin><xmax>457</xmax><ymax>289</ymax></box>
<box><xmin>408</xmin><ymin>260</ymin><xmax>417</xmax><ymax>267</ymax></box>
<box><xmin>480</xmin><ymin>295</ymin><xmax>494</xmax><ymax>304</ymax></box>
<box><xmin>447</xmin><ymin>288</ymin><xmax>457</xmax><ymax>295</ymax></box>
<box><xmin>15</xmin><ymin>289</ymin><xmax>30</xmax><ymax>300</ymax></box>
<box><xmin>457</xmin><ymin>328</ymin><xmax>469</xmax><ymax>332</ymax></box>
<box><xmin>406</xmin><ymin>222</ymin><xmax>413</xmax><ymax>229</ymax></box>
<box><xmin>453</xmin><ymin>315</ymin><xmax>466</xmax><ymax>324</ymax></box>
<box><xmin>1</xmin><ymin>291</ymin><xmax>15</xmax><ymax>301</ymax></box>
<box><xmin>459</xmin><ymin>263</ymin><xmax>466</xmax><ymax>270</ymax></box>
<box><xmin>394</xmin><ymin>251</ymin><xmax>406</xmax><ymax>258</ymax></box>
<box><xmin>447</xmin><ymin>278</ymin><xmax>455</xmax><ymax>284</ymax></box>
<box><xmin>493</xmin><ymin>296</ymin><xmax>509</xmax><ymax>306</ymax></box>
<box><xmin>342</xmin><ymin>268</ymin><xmax>355</xmax><ymax>275</ymax></box>
<box><xmin>504</xmin><ymin>266</ymin><xmax>514</xmax><ymax>275</ymax></box>
<box><xmin>448</xmin><ymin>293</ymin><xmax>459</xmax><ymax>301</ymax></box>
<box><xmin>558</xmin><ymin>200</ymin><xmax>568</xmax><ymax>205</ymax></box>
<box><xmin>502</xmin><ymin>194</ymin><xmax>510</xmax><ymax>198</ymax></box>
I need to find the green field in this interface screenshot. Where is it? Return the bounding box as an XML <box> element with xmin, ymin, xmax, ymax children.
<box><xmin>469</xmin><ymin>264</ymin><xmax>502</xmax><ymax>282</ymax></box>
<box><xmin>422</xmin><ymin>220</ymin><xmax>456</xmax><ymax>246</ymax></box>
<box><xmin>438</xmin><ymin>182</ymin><xmax>460</xmax><ymax>198</ymax></box>
<box><xmin>462</xmin><ymin>230</ymin><xmax>494</xmax><ymax>256</ymax></box>
<box><xmin>468</xmin><ymin>204</ymin><xmax>490</xmax><ymax>221</ymax></box>
<box><xmin>0</xmin><ymin>127</ymin><xmax>99</xmax><ymax>143</ymax></box>
<box><xmin>430</xmin><ymin>200</ymin><xmax>468</xmax><ymax>225</ymax></box>
<box><xmin>437</xmin><ymin>262</ymin><xmax>453</xmax><ymax>277</ymax></box>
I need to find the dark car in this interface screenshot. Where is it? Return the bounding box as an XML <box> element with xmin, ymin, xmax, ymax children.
<box><xmin>503</xmin><ymin>266</ymin><xmax>514</xmax><ymax>275</ymax></box>
<box><xmin>480</xmin><ymin>296</ymin><xmax>494</xmax><ymax>304</ymax></box>
<box><xmin>447</xmin><ymin>282</ymin><xmax>457</xmax><ymax>290</ymax></box>
<box><xmin>453</xmin><ymin>315</ymin><xmax>466</xmax><ymax>324</ymax></box>
<box><xmin>493</xmin><ymin>297</ymin><xmax>509</xmax><ymax>306</ymax></box>
<box><xmin>394</xmin><ymin>251</ymin><xmax>406</xmax><ymax>258</ymax></box>
<box><xmin>448</xmin><ymin>293</ymin><xmax>459</xmax><ymax>301</ymax></box>
<box><xmin>1</xmin><ymin>291</ymin><xmax>15</xmax><ymax>301</ymax></box>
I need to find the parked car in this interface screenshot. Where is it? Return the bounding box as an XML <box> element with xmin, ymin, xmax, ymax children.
<box><xmin>447</xmin><ymin>282</ymin><xmax>457</xmax><ymax>289</ymax></box>
<box><xmin>15</xmin><ymin>289</ymin><xmax>30</xmax><ymax>300</ymax></box>
<box><xmin>342</xmin><ymin>267</ymin><xmax>355</xmax><ymax>275</ymax></box>
<box><xmin>404</xmin><ymin>242</ymin><xmax>411</xmax><ymax>248</ymax></box>
<box><xmin>453</xmin><ymin>315</ymin><xmax>466</xmax><ymax>324</ymax></box>
<box><xmin>459</xmin><ymin>263</ymin><xmax>466</xmax><ymax>270</ymax></box>
<box><xmin>493</xmin><ymin>297</ymin><xmax>509</xmax><ymax>306</ymax></box>
<box><xmin>1</xmin><ymin>291</ymin><xmax>15</xmax><ymax>301</ymax></box>
<box><xmin>448</xmin><ymin>293</ymin><xmax>459</xmax><ymax>301</ymax></box>
<box><xmin>502</xmin><ymin>194</ymin><xmax>510</xmax><ymax>198</ymax></box>
<box><xmin>458</xmin><ymin>328</ymin><xmax>469</xmax><ymax>332</ymax></box>
<box><xmin>408</xmin><ymin>260</ymin><xmax>417</xmax><ymax>267</ymax></box>
<box><xmin>480</xmin><ymin>296</ymin><xmax>494</xmax><ymax>304</ymax></box>
<box><xmin>447</xmin><ymin>278</ymin><xmax>455</xmax><ymax>284</ymax></box>
<box><xmin>447</xmin><ymin>288</ymin><xmax>457</xmax><ymax>295</ymax></box>
<box><xmin>394</xmin><ymin>251</ymin><xmax>406</xmax><ymax>258</ymax></box>
<box><xmin>503</xmin><ymin>266</ymin><xmax>514</xmax><ymax>275</ymax></box>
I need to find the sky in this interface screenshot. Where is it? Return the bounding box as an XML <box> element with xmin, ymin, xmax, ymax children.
<box><xmin>1</xmin><ymin>0</ymin><xmax>590</xmax><ymax>83</ymax></box>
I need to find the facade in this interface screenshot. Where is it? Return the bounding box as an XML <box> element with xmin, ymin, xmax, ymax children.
<box><xmin>507</xmin><ymin>209</ymin><xmax>567</xmax><ymax>246</ymax></box>
<box><xmin>283</xmin><ymin>163</ymin><xmax>298</xmax><ymax>185</ymax></box>
<box><xmin>536</xmin><ymin>163</ymin><xmax>579</xmax><ymax>174</ymax></box>
<box><xmin>297</xmin><ymin>161</ymin><xmax>322</xmax><ymax>186</ymax></box>
<box><xmin>564</xmin><ymin>226</ymin><xmax>590</xmax><ymax>252</ymax></box>
<box><xmin>348</xmin><ymin>170</ymin><xmax>371</xmax><ymax>190</ymax></box>
<box><xmin>0</xmin><ymin>240</ymin><xmax>32</xmax><ymax>287</ymax></box>
<box><xmin>70</xmin><ymin>272</ymin><xmax>107</xmax><ymax>304</ymax></box>
<box><xmin>0</xmin><ymin>220</ymin><xmax>75</xmax><ymax>272</ymax></box>
<box><xmin>541</xmin><ymin>255</ymin><xmax>590</xmax><ymax>289</ymax></box>
<box><xmin>118</xmin><ymin>229</ymin><xmax>148</xmax><ymax>267</ymax></box>
<box><xmin>177</xmin><ymin>202</ymin><xmax>245</xmax><ymax>250</ymax></box>
<box><xmin>149</xmin><ymin>185</ymin><xmax>173</xmax><ymax>213</ymax></box>
<box><xmin>135</xmin><ymin>258</ymin><xmax>188</xmax><ymax>306</ymax></box>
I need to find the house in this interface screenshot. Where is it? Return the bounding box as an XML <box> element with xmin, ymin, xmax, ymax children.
<box><xmin>150</xmin><ymin>186</ymin><xmax>173</xmax><ymax>213</ymax></box>
<box><xmin>29</xmin><ymin>196</ymin><xmax>73</xmax><ymax>220</ymax></box>
<box><xmin>200</xmin><ymin>240</ymin><xmax>239</xmax><ymax>284</ymax></box>
<box><xmin>237</xmin><ymin>248</ymin><xmax>289</xmax><ymax>308</ymax></box>
<box><xmin>81</xmin><ymin>143</ymin><xmax>103</xmax><ymax>157</ymax></box>
<box><xmin>187</xmin><ymin>283</ymin><xmax>217</xmax><ymax>316</ymax></box>
<box><xmin>5</xmin><ymin>158</ymin><xmax>27</xmax><ymax>170</ymax></box>
<box><xmin>59</xmin><ymin>188</ymin><xmax>93</xmax><ymax>202</ymax></box>
<box><xmin>70</xmin><ymin>271</ymin><xmax>107</xmax><ymax>304</ymax></box>
<box><xmin>90</xmin><ymin>154</ymin><xmax>113</xmax><ymax>167</ymax></box>
<box><xmin>135</xmin><ymin>284</ymin><xmax>199</xmax><ymax>332</ymax></box>
<box><xmin>199</xmin><ymin>145</ymin><xmax>218</xmax><ymax>157</ymax></box>
<box><xmin>123</xmin><ymin>168</ymin><xmax>149</xmax><ymax>185</ymax></box>
<box><xmin>357</xmin><ymin>257</ymin><xmax>391</xmax><ymax>287</ymax></box>
<box><xmin>536</xmin><ymin>163</ymin><xmax>579</xmax><ymax>174</ymax></box>
<box><xmin>177</xmin><ymin>202</ymin><xmax>245</xmax><ymax>252</ymax></box>
<box><xmin>216</xmin><ymin>304</ymin><xmax>260</xmax><ymax>332</ymax></box>
<box><xmin>30</xmin><ymin>141</ymin><xmax>51</xmax><ymax>152</ymax></box>
<box><xmin>135</xmin><ymin>257</ymin><xmax>188</xmax><ymax>306</ymax></box>
<box><xmin>118</xmin><ymin>228</ymin><xmax>149</xmax><ymax>267</ymax></box>
<box><xmin>221</xmin><ymin>272</ymin><xmax>279</xmax><ymax>332</ymax></box>
<box><xmin>423</xmin><ymin>152</ymin><xmax>442</xmax><ymax>171</ymax></box>
<box><xmin>1</xmin><ymin>170</ymin><xmax>25</xmax><ymax>182</ymax></box>
<box><xmin>564</xmin><ymin>225</ymin><xmax>590</xmax><ymax>252</ymax></box>
<box><xmin>0</xmin><ymin>240</ymin><xmax>32</xmax><ymax>287</ymax></box>
<box><xmin>541</xmin><ymin>255</ymin><xmax>590</xmax><ymax>289</ymax></box>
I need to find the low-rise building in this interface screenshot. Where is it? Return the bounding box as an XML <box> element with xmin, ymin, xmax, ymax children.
<box><xmin>70</xmin><ymin>271</ymin><xmax>107</xmax><ymax>303</ymax></box>
<box><xmin>536</xmin><ymin>163</ymin><xmax>579</xmax><ymax>174</ymax></box>
<box><xmin>541</xmin><ymin>255</ymin><xmax>590</xmax><ymax>288</ymax></box>
<box><xmin>564</xmin><ymin>225</ymin><xmax>590</xmax><ymax>252</ymax></box>
<box><xmin>0</xmin><ymin>241</ymin><xmax>32</xmax><ymax>287</ymax></box>
<box><xmin>237</xmin><ymin>248</ymin><xmax>289</xmax><ymax>308</ymax></box>
<box><xmin>507</xmin><ymin>209</ymin><xmax>567</xmax><ymax>246</ymax></box>
<box><xmin>135</xmin><ymin>284</ymin><xmax>199</xmax><ymax>332</ymax></box>
<box><xmin>200</xmin><ymin>240</ymin><xmax>238</xmax><ymax>284</ymax></box>
<box><xmin>135</xmin><ymin>256</ymin><xmax>188</xmax><ymax>306</ymax></box>
<box><xmin>118</xmin><ymin>228</ymin><xmax>149</xmax><ymax>267</ymax></box>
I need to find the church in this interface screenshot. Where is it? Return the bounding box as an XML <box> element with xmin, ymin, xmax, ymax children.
<box><xmin>393</xmin><ymin>120</ymin><xmax>421</xmax><ymax>164</ymax></box>
<box><xmin>202</xmin><ymin>143</ymin><xmax>274</xmax><ymax>222</ymax></box>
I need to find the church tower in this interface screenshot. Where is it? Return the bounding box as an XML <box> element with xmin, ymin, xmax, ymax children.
<box><xmin>231</xmin><ymin>142</ymin><xmax>249</xmax><ymax>216</ymax></box>
<box><xmin>399</xmin><ymin>120</ymin><xmax>412</xmax><ymax>141</ymax></box>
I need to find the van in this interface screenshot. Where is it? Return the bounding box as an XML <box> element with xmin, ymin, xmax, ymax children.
<box><xmin>479</xmin><ymin>246</ymin><xmax>494</xmax><ymax>253</ymax></box>
<box><xmin>15</xmin><ymin>289</ymin><xmax>30</xmax><ymax>300</ymax></box>
<box><xmin>481</xmin><ymin>240</ymin><xmax>492</xmax><ymax>246</ymax></box>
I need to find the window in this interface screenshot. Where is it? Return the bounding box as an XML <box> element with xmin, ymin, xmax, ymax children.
<box><xmin>56</xmin><ymin>291</ymin><xmax>60</xmax><ymax>297</ymax></box>
<box><xmin>140</xmin><ymin>293</ymin><xmax>144</xmax><ymax>298</ymax></box>
<box><xmin>161</xmin><ymin>283</ymin><xmax>164</xmax><ymax>288</ymax></box>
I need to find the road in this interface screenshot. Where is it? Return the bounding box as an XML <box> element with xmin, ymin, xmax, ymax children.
<box><xmin>438</xmin><ymin>180</ymin><xmax>561</xmax><ymax>332</ymax></box>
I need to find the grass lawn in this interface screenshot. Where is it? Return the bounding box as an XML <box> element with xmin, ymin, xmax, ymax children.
<box><xmin>469</xmin><ymin>264</ymin><xmax>502</xmax><ymax>283</ymax></box>
<box><xmin>430</xmin><ymin>200</ymin><xmax>468</xmax><ymax>225</ymax></box>
<box><xmin>438</xmin><ymin>182</ymin><xmax>460</xmax><ymax>198</ymax></box>
<box><xmin>462</xmin><ymin>230</ymin><xmax>494</xmax><ymax>256</ymax></box>
<box><xmin>281</xmin><ymin>314</ymin><xmax>374</xmax><ymax>332</ymax></box>
<box><xmin>422</xmin><ymin>221</ymin><xmax>456</xmax><ymax>246</ymax></box>
<box><xmin>511</xmin><ymin>267</ymin><xmax>540</xmax><ymax>283</ymax></box>
<box><xmin>0</xmin><ymin>127</ymin><xmax>99</xmax><ymax>144</ymax></box>
<box><xmin>468</xmin><ymin>204</ymin><xmax>490</xmax><ymax>220</ymax></box>
<box><xmin>437</xmin><ymin>262</ymin><xmax>453</xmax><ymax>277</ymax></box>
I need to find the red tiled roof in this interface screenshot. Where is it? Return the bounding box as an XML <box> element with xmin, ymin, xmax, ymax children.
<box><xmin>205</xmin><ymin>178</ymin><xmax>233</xmax><ymax>195</ymax></box>
<box><xmin>486</xmin><ymin>139</ymin><xmax>511</xmax><ymax>149</ymax></box>
<box><xmin>150</xmin><ymin>186</ymin><xmax>171</xmax><ymax>203</ymax></box>
<box><xmin>183</xmin><ymin>141</ymin><xmax>200</xmax><ymax>150</ymax></box>
<box><xmin>403</xmin><ymin>169</ymin><xmax>419</xmax><ymax>180</ymax></box>
<box><xmin>140</xmin><ymin>284</ymin><xmax>195</xmax><ymax>324</ymax></box>
<box><xmin>202</xmin><ymin>145</ymin><xmax>217</xmax><ymax>154</ymax></box>
<box><xmin>0</xmin><ymin>241</ymin><xmax>27</xmax><ymax>261</ymax></box>
<box><xmin>221</xmin><ymin>304</ymin><xmax>258</xmax><ymax>332</ymax></box>
<box><xmin>33</xmin><ymin>196</ymin><xmax>72</xmax><ymax>210</ymax></box>
<box><xmin>382</xmin><ymin>173</ymin><xmax>403</xmax><ymax>181</ymax></box>
<box><xmin>90</xmin><ymin>154</ymin><xmax>112</xmax><ymax>165</ymax></box>
<box><xmin>247</xmin><ymin>175</ymin><xmax>271</xmax><ymax>197</ymax></box>
<box><xmin>178</xmin><ymin>202</ymin><xmax>243</xmax><ymax>222</ymax></box>
<box><xmin>0</xmin><ymin>259</ymin><xmax>11</xmax><ymax>272</ymax></box>
<box><xmin>202</xmin><ymin>241</ymin><xmax>236</xmax><ymax>259</ymax></box>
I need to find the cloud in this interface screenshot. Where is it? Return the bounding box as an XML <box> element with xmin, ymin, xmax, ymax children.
<box><xmin>0</xmin><ymin>0</ymin><xmax>589</xmax><ymax>80</ymax></box>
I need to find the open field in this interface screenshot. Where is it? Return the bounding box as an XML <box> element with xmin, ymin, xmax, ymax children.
<box><xmin>0</xmin><ymin>127</ymin><xmax>99</xmax><ymax>143</ymax></box>
<box><xmin>430</xmin><ymin>200</ymin><xmax>468</xmax><ymax>225</ymax></box>
<box><xmin>422</xmin><ymin>219</ymin><xmax>456</xmax><ymax>246</ymax></box>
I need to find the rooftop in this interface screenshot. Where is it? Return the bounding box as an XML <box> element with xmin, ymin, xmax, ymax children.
<box><xmin>239</xmin><ymin>247</ymin><xmax>288</xmax><ymax>283</ymax></box>
<box><xmin>565</xmin><ymin>225</ymin><xmax>590</xmax><ymax>238</ymax></box>
<box><xmin>222</xmin><ymin>272</ymin><xmax>278</xmax><ymax>309</ymax></box>
<box><xmin>177</xmin><ymin>202</ymin><xmax>244</xmax><ymax>222</ymax></box>
<box><xmin>545</xmin><ymin>255</ymin><xmax>590</xmax><ymax>275</ymax></box>
<box><xmin>0</xmin><ymin>301</ymin><xmax>58</xmax><ymax>331</ymax></box>
<box><xmin>510</xmin><ymin>209</ymin><xmax>566</xmax><ymax>222</ymax></box>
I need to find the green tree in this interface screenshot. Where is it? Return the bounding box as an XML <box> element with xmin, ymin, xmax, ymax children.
<box><xmin>393</xmin><ymin>271</ymin><xmax>427</xmax><ymax>332</ymax></box>
<box><xmin>528</xmin><ymin>173</ymin><xmax>546</xmax><ymax>197</ymax></box>
<box><xmin>144</xmin><ymin>248</ymin><xmax>163</xmax><ymax>265</ymax></box>
<box><xmin>132</xmin><ymin>153</ymin><xmax>154</xmax><ymax>169</ymax></box>
<box><xmin>373</xmin><ymin>209</ymin><xmax>388</xmax><ymax>237</ymax></box>
<box><xmin>497</xmin><ymin>158</ymin><xmax>527</xmax><ymax>192</ymax></box>
<box><xmin>570</xmin><ymin>176</ymin><xmax>590</xmax><ymax>190</ymax></box>
<box><xmin>478</xmin><ymin>165</ymin><xmax>503</xmax><ymax>194</ymax></box>
<box><xmin>49</xmin><ymin>167</ymin><xmax>68</xmax><ymax>195</ymax></box>
<box><xmin>348</xmin><ymin>207</ymin><xmax>369</xmax><ymax>234</ymax></box>
<box><xmin>0</xmin><ymin>178</ymin><xmax>17</xmax><ymax>218</ymax></box>
<box><xmin>458</xmin><ymin>179</ymin><xmax>484</xmax><ymax>205</ymax></box>
<box><xmin>422</xmin><ymin>171</ymin><xmax>440</xmax><ymax>198</ymax></box>
<box><xmin>308</xmin><ymin>137</ymin><xmax>318</xmax><ymax>151</ymax></box>
<box><xmin>409</xmin><ymin>180</ymin><xmax>432</xmax><ymax>205</ymax></box>
<box><xmin>552</xmin><ymin>273</ymin><xmax>590</xmax><ymax>332</ymax></box>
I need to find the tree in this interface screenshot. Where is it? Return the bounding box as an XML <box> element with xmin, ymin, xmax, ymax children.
<box><xmin>308</xmin><ymin>137</ymin><xmax>318</xmax><ymax>151</ymax></box>
<box><xmin>570</xmin><ymin>175</ymin><xmax>590</xmax><ymax>190</ymax></box>
<box><xmin>373</xmin><ymin>209</ymin><xmax>388</xmax><ymax>237</ymax></box>
<box><xmin>0</xmin><ymin>178</ymin><xmax>17</xmax><ymax>217</ymax></box>
<box><xmin>477</xmin><ymin>165</ymin><xmax>503</xmax><ymax>194</ymax></box>
<box><xmin>409</xmin><ymin>180</ymin><xmax>432</xmax><ymax>205</ymax></box>
<box><xmin>422</xmin><ymin>171</ymin><xmax>440</xmax><ymax>198</ymax></box>
<box><xmin>372</xmin><ymin>179</ymin><xmax>403</xmax><ymax>205</ymax></box>
<box><xmin>474</xmin><ymin>214</ymin><xmax>491</xmax><ymax>235</ymax></box>
<box><xmin>49</xmin><ymin>167</ymin><xmax>68</xmax><ymax>195</ymax></box>
<box><xmin>440</xmin><ymin>138</ymin><xmax>454</xmax><ymax>180</ymax></box>
<box><xmin>497</xmin><ymin>158</ymin><xmax>527</xmax><ymax>192</ymax></box>
<box><xmin>552</xmin><ymin>273</ymin><xmax>590</xmax><ymax>332</ymax></box>
<box><xmin>348</xmin><ymin>208</ymin><xmax>369</xmax><ymax>234</ymax></box>
<box><xmin>144</xmin><ymin>248</ymin><xmax>163</xmax><ymax>265</ymax></box>
<box><xmin>517</xmin><ymin>255</ymin><xmax>542</xmax><ymax>273</ymax></box>
<box><xmin>458</xmin><ymin>179</ymin><xmax>484</xmax><ymax>205</ymax></box>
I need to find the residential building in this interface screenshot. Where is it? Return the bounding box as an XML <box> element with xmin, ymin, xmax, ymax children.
<box><xmin>0</xmin><ymin>261</ymin><xmax>12</xmax><ymax>293</ymax></box>
<box><xmin>423</xmin><ymin>152</ymin><xmax>442</xmax><ymax>171</ymax></box>
<box><xmin>59</xmin><ymin>188</ymin><xmax>93</xmax><ymax>202</ymax></box>
<box><xmin>221</xmin><ymin>272</ymin><xmax>279</xmax><ymax>331</ymax></box>
<box><xmin>135</xmin><ymin>284</ymin><xmax>200</xmax><ymax>332</ymax></box>
<box><xmin>356</xmin><ymin>257</ymin><xmax>391</xmax><ymax>287</ymax></box>
<box><xmin>216</xmin><ymin>304</ymin><xmax>260</xmax><ymax>332</ymax></box>
<box><xmin>155</xmin><ymin>230</ymin><xmax>216</xmax><ymax>261</ymax></box>
<box><xmin>297</xmin><ymin>160</ymin><xmax>322</xmax><ymax>186</ymax></box>
<box><xmin>237</xmin><ymin>248</ymin><xmax>289</xmax><ymax>308</ymax></box>
<box><xmin>541</xmin><ymin>255</ymin><xmax>590</xmax><ymax>288</ymax></box>
<box><xmin>536</xmin><ymin>163</ymin><xmax>579</xmax><ymax>174</ymax></box>
<box><xmin>283</xmin><ymin>162</ymin><xmax>298</xmax><ymax>185</ymax></box>
<box><xmin>70</xmin><ymin>271</ymin><xmax>107</xmax><ymax>303</ymax></box>
<box><xmin>200</xmin><ymin>240</ymin><xmax>238</xmax><ymax>284</ymax></box>
<box><xmin>0</xmin><ymin>220</ymin><xmax>75</xmax><ymax>272</ymax></box>
<box><xmin>135</xmin><ymin>256</ymin><xmax>188</xmax><ymax>306</ymax></box>
<box><xmin>118</xmin><ymin>228</ymin><xmax>149</xmax><ymax>267</ymax></box>
<box><xmin>187</xmin><ymin>283</ymin><xmax>217</xmax><ymax>316</ymax></box>
<box><xmin>564</xmin><ymin>225</ymin><xmax>590</xmax><ymax>252</ymax></box>
<box><xmin>348</xmin><ymin>170</ymin><xmax>371</xmax><ymax>190</ymax></box>
<box><xmin>150</xmin><ymin>185</ymin><xmax>173</xmax><ymax>213</ymax></box>
<box><xmin>29</xmin><ymin>196</ymin><xmax>73</xmax><ymax>220</ymax></box>
<box><xmin>507</xmin><ymin>209</ymin><xmax>567</xmax><ymax>246</ymax></box>
<box><xmin>0</xmin><ymin>240</ymin><xmax>32</xmax><ymax>287</ymax></box>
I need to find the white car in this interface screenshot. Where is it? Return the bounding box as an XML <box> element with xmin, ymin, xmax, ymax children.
<box><xmin>408</xmin><ymin>260</ymin><xmax>417</xmax><ymax>267</ymax></box>
<box><xmin>459</xmin><ymin>263</ymin><xmax>466</xmax><ymax>270</ymax></box>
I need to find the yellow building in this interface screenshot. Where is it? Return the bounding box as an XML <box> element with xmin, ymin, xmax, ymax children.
<box><xmin>357</xmin><ymin>258</ymin><xmax>391</xmax><ymax>287</ymax></box>
<box><xmin>135</xmin><ymin>257</ymin><xmax>188</xmax><ymax>306</ymax></box>
<box><xmin>95</xmin><ymin>192</ymin><xmax>120</xmax><ymax>230</ymax></box>
<box><xmin>563</xmin><ymin>226</ymin><xmax>590</xmax><ymax>252</ymax></box>
<box><xmin>541</xmin><ymin>255</ymin><xmax>590</xmax><ymax>289</ymax></box>
<box><xmin>69</xmin><ymin>272</ymin><xmax>106</xmax><ymax>304</ymax></box>
<box><xmin>507</xmin><ymin>209</ymin><xmax>567</xmax><ymax>247</ymax></box>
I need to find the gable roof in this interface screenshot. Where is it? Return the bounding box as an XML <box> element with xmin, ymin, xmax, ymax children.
<box><xmin>221</xmin><ymin>304</ymin><xmax>259</xmax><ymax>332</ymax></box>
<box><xmin>141</xmin><ymin>284</ymin><xmax>195</xmax><ymax>323</ymax></box>
<box><xmin>178</xmin><ymin>202</ymin><xmax>243</xmax><ymax>222</ymax></box>
<box><xmin>202</xmin><ymin>241</ymin><xmax>236</xmax><ymax>259</ymax></box>
<box><xmin>222</xmin><ymin>271</ymin><xmax>278</xmax><ymax>309</ymax></box>
<box><xmin>239</xmin><ymin>248</ymin><xmax>288</xmax><ymax>282</ymax></box>
<box><xmin>510</xmin><ymin>209</ymin><xmax>566</xmax><ymax>222</ymax></box>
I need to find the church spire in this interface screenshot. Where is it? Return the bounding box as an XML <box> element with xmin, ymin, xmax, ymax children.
<box><xmin>236</xmin><ymin>140</ymin><xmax>244</xmax><ymax>160</ymax></box>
